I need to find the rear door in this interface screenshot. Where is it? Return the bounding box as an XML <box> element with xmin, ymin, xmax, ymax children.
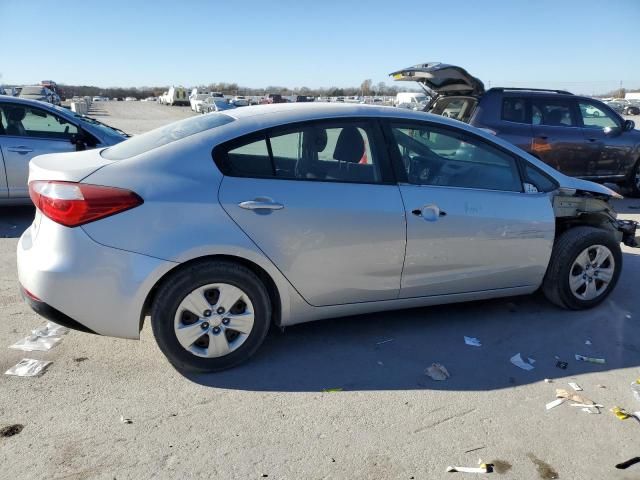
<box><xmin>0</xmin><ymin>103</ymin><xmax>77</xmax><ymax>199</ymax></box>
<box><xmin>217</xmin><ymin>119</ymin><xmax>406</xmax><ymax>307</ymax></box>
<box><xmin>384</xmin><ymin>120</ymin><xmax>555</xmax><ymax>298</ymax></box>
<box><xmin>530</xmin><ymin>97</ymin><xmax>588</xmax><ymax>177</ymax></box>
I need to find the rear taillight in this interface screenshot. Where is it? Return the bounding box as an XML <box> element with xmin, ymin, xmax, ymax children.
<box><xmin>28</xmin><ymin>181</ymin><xmax>143</xmax><ymax>227</ymax></box>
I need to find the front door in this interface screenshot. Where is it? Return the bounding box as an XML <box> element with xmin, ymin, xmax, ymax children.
<box><xmin>530</xmin><ymin>97</ymin><xmax>588</xmax><ymax>177</ymax></box>
<box><xmin>0</xmin><ymin>103</ymin><xmax>78</xmax><ymax>199</ymax></box>
<box><xmin>384</xmin><ymin>120</ymin><xmax>555</xmax><ymax>298</ymax></box>
<box><xmin>577</xmin><ymin>100</ymin><xmax>634</xmax><ymax>178</ymax></box>
<box><xmin>216</xmin><ymin>119</ymin><xmax>406</xmax><ymax>307</ymax></box>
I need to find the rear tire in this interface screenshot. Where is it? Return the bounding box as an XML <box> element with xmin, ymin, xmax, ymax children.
<box><xmin>151</xmin><ymin>261</ymin><xmax>271</xmax><ymax>372</ymax></box>
<box><xmin>542</xmin><ymin>227</ymin><xmax>621</xmax><ymax>310</ymax></box>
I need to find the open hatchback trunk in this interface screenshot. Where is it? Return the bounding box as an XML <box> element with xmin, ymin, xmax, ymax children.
<box><xmin>389</xmin><ymin>62</ymin><xmax>485</xmax><ymax>97</ymax></box>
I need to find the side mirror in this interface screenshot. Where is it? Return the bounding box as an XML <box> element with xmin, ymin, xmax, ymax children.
<box><xmin>70</xmin><ymin>131</ymin><xmax>87</xmax><ymax>151</ymax></box>
<box><xmin>624</xmin><ymin>119</ymin><xmax>635</xmax><ymax>132</ymax></box>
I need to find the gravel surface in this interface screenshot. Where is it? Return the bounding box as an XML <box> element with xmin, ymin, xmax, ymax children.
<box><xmin>1</xmin><ymin>102</ymin><xmax>640</xmax><ymax>480</ymax></box>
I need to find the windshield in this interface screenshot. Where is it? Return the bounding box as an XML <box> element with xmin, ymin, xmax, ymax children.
<box><xmin>101</xmin><ymin>113</ymin><xmax>234</xmax><ymax>160</ymax></box>
<box><xmin>50</xmin><ymin>104</ymin><xmax>128</xmax><ymax>137</ymax></box>
<box><xmin>196</xmin><ymin>94</ymin><xmax>209</xmax><ymax>100</ymax></box>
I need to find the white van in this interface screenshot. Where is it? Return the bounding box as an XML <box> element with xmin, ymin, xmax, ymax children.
<box><xmin>166</xmin><ymin>86</ymin><xmax>189</xmax><ymax>106</ymax></box>
<box><xmin>395</xmin><ymin>92</ymin><xmax>429</xmax><ymax>110</ymax></box>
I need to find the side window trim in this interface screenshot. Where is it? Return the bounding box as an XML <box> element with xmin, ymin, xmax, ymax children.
<box><xmin>380</xmin><ymin>118</ymin><xmax>526</xmax><ymax>193</ymax></box>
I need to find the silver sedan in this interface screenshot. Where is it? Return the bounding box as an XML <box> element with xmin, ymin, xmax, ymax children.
<box><xmin>17</xmin><ymin>103</ymin><xmax>639</xmax><ymax>371</ymax></box>
<box><xmin>0</xmin><ymin>96</ymin><xmax>127</xmax><ymax>204</ymax></box>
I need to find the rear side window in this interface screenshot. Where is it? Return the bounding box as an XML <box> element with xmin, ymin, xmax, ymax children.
<box><xmin>217</xmin><ymin>121</ymin><xmax>386</xmax><ymax>184</ymax></box>
<box><xmin>502</xmin><ymin>98</ymin><xmax>528</xmax><ymax>123</ymax></box>
<box><xmin>532</xmin><ymin>99</ymin><xmax>576</xmax><ymax>127</ymax></box>
<box><xmin>0</xmin><ymin>104</ymin><xmax>78</xmax><ymax>139</ymax></box>
<box><xmin>102</xmin><ymin>113</ymin><xmax>234</xmax><ymax>160</ymax></box>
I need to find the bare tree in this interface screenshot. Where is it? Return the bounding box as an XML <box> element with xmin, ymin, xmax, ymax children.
<box><xmin>360</xmin><ymin>79</ymin><xmax>372</xmax><ymax>96</ymax></box>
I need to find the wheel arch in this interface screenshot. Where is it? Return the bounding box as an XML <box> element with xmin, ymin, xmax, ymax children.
<box><xmin>140</xmin><ymin>254</ymin><xmax>283</xmax><ymax>333</ymax></box>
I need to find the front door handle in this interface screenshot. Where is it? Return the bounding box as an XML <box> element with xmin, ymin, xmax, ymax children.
<box><xmin>239</xmin><ymin>198</ymin><xmax>284</xmax><ymax>211</ymax></box>
<box><xmin>412</xmin><ymin>204</ymin><xmax>446</xmax><ymax>222</ymax></box>
<box><xmin>7</xmin><ymin>146</ymin><xmax>33</xmax><ymax>154</ymax></box>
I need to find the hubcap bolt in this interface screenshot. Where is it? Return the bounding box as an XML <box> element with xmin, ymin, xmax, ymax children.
<box><xmin>212</xmin><ymin>327</ymin><xmax>221</xmax><ymax>334</ymax></box>
<box><xmin>222</xmin><ymin>318</ymin><xmax>230</xmax><ymax>325</ymax></box>
<box><xmin>201</xmin><ymin>322</ymin><xmax>209</xmax><ymax>330</ymax></box>
<box><xmin>217</xmin><ymin>307</ymin><xmax>225</xmax><ymax>314</ymax></box>
<box><xmin>203</xmin><ymin>310</ymin><xmax>212</xmax><ymax>317</ymax></box>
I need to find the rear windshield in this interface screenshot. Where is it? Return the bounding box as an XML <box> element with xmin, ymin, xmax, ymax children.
<box><xmin>21</xmin><ymin>86</ymin><xmax>46</xmax><ymax>95</ymax></box>
<box><xmin>101</xmin><ymin>113</ymin><xmax>234</xmax><ymax>160</ymax></box>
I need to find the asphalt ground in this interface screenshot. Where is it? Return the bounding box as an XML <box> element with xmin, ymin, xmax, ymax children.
<box><xmin>1</xmin><ymin>101</ymin><xmax>639</xmax><ymax>480</ymax></box>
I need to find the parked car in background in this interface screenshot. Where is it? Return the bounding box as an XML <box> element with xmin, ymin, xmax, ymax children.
<box><xmin>199</xmin><ymin>97</ymin><xmax>236</xmax><ymax>114</ymax></box>
<box><xmin>230</xmin><ymin>96</ymin><xmax>249</xmax><ymax>107</ymax></box>
<box><xmin>391</xmin><ymin>62</ymin><xmax>640</xmax><ymax>196</ymax></box>
<box><xmin>622</xmin><ymin>101</ymin><xmax>640</xmax><ymax>116</ymax></box>
<box><xmin>18</xmin><ymin>86</ymin><xmax>58</xmax><ymax>105</ymax></box>
<box><xmin>124</xmin><ymin>97</ymin><xmax>137</xmax><ymax>101</ymax></box>
<box><xmin>166</xmin><ymin>86</ymin><xmax>189</xmax><ymax>106</ymax></box>
<box><xmin>191</xmin><ymin>94</ymin><xmax>212</xmax><ymax>113</ymax></box>
<box><xmin>395</xmin><ymin>92</ymin><xmax>429</xmax><ymax>110</ymax></box>
<box><xmin>0</xmin><ymin>96</ymin><xmax>128</xmax><ymax>205</ymax></box>
<box><xmin>17</xmin><ymin>103</ymin><xmax>638</xmax><ymax>373</ymax></box>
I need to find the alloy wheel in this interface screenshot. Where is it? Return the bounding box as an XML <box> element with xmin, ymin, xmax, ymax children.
<box><xmin>568</xmin><ymin>245</ymin><xmax>615</xmax><ymax>301</ymax></box>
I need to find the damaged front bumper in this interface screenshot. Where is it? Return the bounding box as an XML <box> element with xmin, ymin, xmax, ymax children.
<box><xmin>615</xmin><ymin>219</ymin><xmax>639</xmax><ymax>247</ymax></box>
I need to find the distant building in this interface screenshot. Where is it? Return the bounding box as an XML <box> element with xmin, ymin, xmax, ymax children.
<box><xmin>625</xmin><ymin>92</ymin><xmax>640</xmax><ymax>100</ymax></box>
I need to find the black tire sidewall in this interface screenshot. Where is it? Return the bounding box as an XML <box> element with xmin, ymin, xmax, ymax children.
<box><xmin>628</xmin><ymin>160</ymin><xmax>640</xmax><ymax>197</ymax></box>
<box><xmin>556</xmin><ymin>231</ymin><xmax>622</xmax><ymax>309</ymax></box>
<box><xmin>151</xmin><ymin>262</ymin><xmax>271</xmax><ymax>372</ymax></box>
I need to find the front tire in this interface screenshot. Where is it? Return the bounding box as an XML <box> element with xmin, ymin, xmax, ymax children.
<box><xmin>151</xmin><ymin>261</ymin><xmax>271</xmax><ymax>372</ymax></box>
<box><xmin>542</xmin><ymin>227</ymin><xmax>622</xmax><ymax>310</ymax></box>
<box><xmin>627</xmin><ymin>159</ymin><xmax>640</xmax><ymax>197</ymax></box>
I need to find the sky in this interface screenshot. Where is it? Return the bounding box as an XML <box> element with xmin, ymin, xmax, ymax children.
<box><xmin>1</xmin><ymin>0</ymin><xmax>639</xmax><ymax>94</ymax></box>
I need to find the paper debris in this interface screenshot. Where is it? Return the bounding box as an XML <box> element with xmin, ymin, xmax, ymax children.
<box><xmin>611</xmin><ymin>407</ymin><xmax>631</xmax><ymax>420</ymax></box>
<box><xmin>425</xmin><ymin>363</ymin><xmax>450</xmax><ymax>381</ymax></box>
<box><xmin>556</xmin><ymin>389</ymin><xmax>594</xmax><ymax>405</ymax></box>
<box><xmin>546</xmin><ymin>398</ymin><xmax>565</xmax><ymax>410</ymax></box>
<box><xmin>446</xmin><ymin>464</ymin><xmax>490</xmax><ymax>473</ymax></box>
<box><xmin>510</xmin><ymin>353</ymin><xmax>534</xmax><ymax>371</ymax></box>
<box><xmin>464</xmin><ymin>336</ymin><xmax>482</xmax><ymax>347</ymax></box>
<box><xmin>568</xmin><ymin>382</ymin><xmax>583</xmax><ymax>391</ymax></box>
<box><xmin>544</xmin><ymin>378</ymin><xmax>553</xmax><ymax>383</ymax></box>
<box><xmin>575</xmin><ymin>354</ymin><xmax>605</xmax><ymax>364</ymax></box>
<box><xmin>120</xmin><ymin>415</ymin><xmax>133</xmax><ymax>424</ymax></box>
<box><xmin>9</xmin><ymin>335</ymin><xmax>61</xmax><ymax>352</ymax></box>
<box><xmin>5</xmin><ymin>358</ymin><xmax>52</xmax><ymax>377</ymax></box>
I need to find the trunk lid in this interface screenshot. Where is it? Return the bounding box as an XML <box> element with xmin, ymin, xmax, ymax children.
<box><xmin>28</xmin><ymin>149</ymin><xmax>115</xmax><ymax>183</ymax></box>
<box><xmin>389</xmin><ymin>62</ymin><xmax>485</xmax><ymax>97</ymax></box>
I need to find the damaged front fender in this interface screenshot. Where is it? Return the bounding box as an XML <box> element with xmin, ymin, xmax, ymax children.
<box><xmin>552</xmin><ymin>189</ymin><xmax>639</xmax><ymax>248</ymax></box>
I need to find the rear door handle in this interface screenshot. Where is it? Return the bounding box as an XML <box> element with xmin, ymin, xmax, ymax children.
<box><xmin>7</xmin><ymin>146</ymin><xmax>33</xmax><ymax>154</ymax></box>
<box><xmin>239</xmin><ymin>198</ymin><xmax>284</xmax><ymax>211</ymax></box>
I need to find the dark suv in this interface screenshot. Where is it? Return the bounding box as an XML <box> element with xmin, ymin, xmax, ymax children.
<box><xmin>390</xmin><ymin>63</ymin><xmax>640</xmax><ymax>196</ymax></box>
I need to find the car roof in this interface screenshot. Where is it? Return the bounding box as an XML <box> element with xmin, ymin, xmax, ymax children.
<box><xmin>0</xmin><ymin>95</ymin><xmax>57</xmax><ymax>108</ymax></box>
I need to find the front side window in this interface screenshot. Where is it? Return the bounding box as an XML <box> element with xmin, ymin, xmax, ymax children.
<box><xmin>219</xmin><ymin>121</ymin><xmax>383</xmax><ymax>184</ymax></box>
<box><xmin>0</xmin><ymin>104</ymin><xmax>77</xmax><ymax>139</ymax></box>
<box><xmin>532</xmin><ymin>99</ymin><xmax>576</xmax><ymax>127</ymax></box>
<box><xmin>578</xmin><ymin>102</ymin><xmax>619</xmax><ymax>129</ymax></box>
<box><xmin>390</xmin><ymin>122</ymin><xmax>522</xmax><ymax>192</ymax></box>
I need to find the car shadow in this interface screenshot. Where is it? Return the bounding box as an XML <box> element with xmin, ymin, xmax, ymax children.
<box><xmin>0</xmin><ymin>206</ymin><xmax>34</xmax><ymax>238</ymax></box>
<box><xmin>183</xmin><ymin>250</ymin><xmax>640</xmax><ymax>392</ymax></box>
